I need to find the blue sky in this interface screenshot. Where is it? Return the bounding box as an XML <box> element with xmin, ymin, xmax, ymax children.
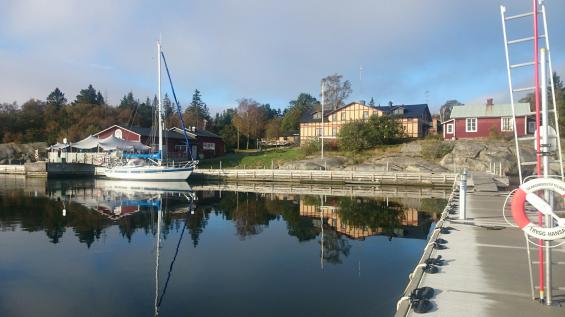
<box><xmin>1</xmin><ymin>0</ymin><xmax>564</xmax><ymax>114</ymax></box>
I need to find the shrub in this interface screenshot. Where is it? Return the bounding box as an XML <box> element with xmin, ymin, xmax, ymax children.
<box><xmin>338</xmin><ymin>114</ymin><xmax>404</xmax><ymax>152</ymax></box>
<box><xmin>301</xmin><ymin>139</ymin><xmax>320</xmax><ymax>156</ymax></box>
<box><xmin>422</xmin><ymin>140</ymin><xmax>454</xmax><ymax>160</ymax></box>
<box><xmin>488</xmin><ymin>126</ymin><xmax>503</xmax><ymax>140</ymax></box>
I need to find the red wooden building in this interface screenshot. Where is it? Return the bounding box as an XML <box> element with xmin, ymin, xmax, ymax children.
<box><xmin>442</xmin><ymin>99</ymin><xmax>533</xmax><ymax>140</ymax></box>
<box><xmin>93</xmin><ymin>125</ymin><xmax>224</xmax><ymax>159</ymax></box>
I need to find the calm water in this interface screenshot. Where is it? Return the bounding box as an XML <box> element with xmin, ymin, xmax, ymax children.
<box><xmin>0</xmin><ymin>177</ymin><xmax>447</xmax><ymax>317</ymax></box>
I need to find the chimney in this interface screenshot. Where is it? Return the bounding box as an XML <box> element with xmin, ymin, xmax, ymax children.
<box><xmin>486</xmin><ymin>98</ymin><xmax>493</xmax><ymax>112</ymax></box>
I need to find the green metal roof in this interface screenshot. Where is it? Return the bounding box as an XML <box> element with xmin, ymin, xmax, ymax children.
<box><xmin>450</xmin><ymin>103</ymin><xmax>531</xmax><ymax>118</ymax></box>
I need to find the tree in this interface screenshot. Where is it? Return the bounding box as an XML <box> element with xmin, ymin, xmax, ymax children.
<box><xmin>75</xmin><ymin>84</ymin><xmax>102</xmax><ymax>105</ymax></box>
<box><xmin>232</xmin><ymin>98</ymin><xmax>265</xmax><ymax>150</ymax></box>
<box><xmin>265</xmin><ymin>118</ymin><xmax>282</xmax><ymax>140</ymax></box>
<box><xmin>369</xmin><ymin>97</ymin><xmax>375</xmax><ymax>107</ymax></box>
<box><xmin>321</xmin><ymin>73</ymin><xmax>352</xmax><ymax>110</ymax></box>
<box><xmin>281</xmin><ymin>93</ymin><xmax>318</xmax><ymax>133</ymax></box>
<box><xmin>337</xmin><ymin>120</ymin><xmax>371</xmax><ymax>152</ymax></box>
<box><xmin>183</xmin><ymin>89</ymin><xmax>210</xmax><ymax>130</ymax></box>
<box><xmin>439</xmin><ymin>100</ymin><xmax>462</xmax><ymax>122</ymax></box>
<box><xmin>46</xmin><ymin>88</ymin><xmax>67</xmax><ymax>108</ymax></box>
<box><xmin>338</xmin><ymin>114</ymin><xmax>404</xmax><ymax>152</ymax></box>
<box><xmin>96</xmin><ymin>92</ymin><xmax>105</xmax><ymax>105</ymax></box>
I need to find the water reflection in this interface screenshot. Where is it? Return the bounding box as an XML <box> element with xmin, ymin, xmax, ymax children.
<box><xmin>0</xmin><ymin>177</ymin><xmax>445</xmax><ymax>250</ymax></box>
<box><xmin>0</xmin><ymin>176</ymin><xmax>448</xmax><ymax>316</ymax></box>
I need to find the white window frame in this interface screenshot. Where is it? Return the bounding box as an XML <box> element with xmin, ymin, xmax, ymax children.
<box><xmin>465</xmin><ymin>118</ymin><xmax>477</xmax><ymax>132</ymax></box>
<box><xmin>446</xmin><ymin>123</ymin><xmax>453</xmax><ymax>134</ymax></box>
<box><xmin>363</xmin><ymin>111</ymin><xmax>369</xmax><ymax>119</ymax></box>
<box><xmin>501</xmin><ymin>117</ymin><xmax>513</xmax><ymax>132</ymax></box>
<box><xmin>332</xmin><ymin>127</ymin><xmax>337</xmax><ymax>136</ymax></box>
<box><xmin>341</xmin><ymin>112</ymin><xmax>346</xmax><ymax>121</ymax></box>
<box><xmin>528</xmin><ymin>121</ymin><xmax>536</xmax><ymax>134</ymax></box>
<box><xmin>315</xmin><ymin>128</ymin><xmax>322</xmax><ymax>136</ymax></box>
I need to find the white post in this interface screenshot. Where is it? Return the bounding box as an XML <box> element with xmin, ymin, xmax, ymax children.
<box><xmin>157</xmin><ymin>41</ymin><xmax>163</xmax><ymax>166</ymax></box>
<box><xmin>459</xmin><ymin>169</ymin><xmax>467</xmax><ymax>220</ymax></box>
<box><xmin>541</xmin><ymin>47</ymin><xmax>553</xmax><ymax>306</ymax></box>
<box><xmin>321</xmin><ymin>80</ymin><xmax>325</xmax><ymax>160</ymax></box>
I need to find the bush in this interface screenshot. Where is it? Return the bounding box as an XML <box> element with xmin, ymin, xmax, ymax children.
<box><xmin>338</xmin><ymin>114</ymin><xmax>404</xmax><ymax>152</ymax></box>
<box><xmin>422</xmin><ymin>140</ymin><xmax>454</xmax><ymax>160</ymax></box>
<box><xmin>488</xmin><ymin>126</ymin><xmax>503</xmax><ymax>140</ymax></box>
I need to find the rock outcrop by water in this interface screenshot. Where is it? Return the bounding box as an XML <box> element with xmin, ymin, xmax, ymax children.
<box><xmin>278</xmin><ymin>139</ymin><xmax>554</xmax><ymax>176</ymax></box>
<box><xmin>0</xmin><ymin>142</ymin><xmax>47</xmax><ymax>164</ymax></box>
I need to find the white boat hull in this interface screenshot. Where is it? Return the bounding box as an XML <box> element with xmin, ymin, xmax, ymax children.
<box><xmin>104</xmin><ymin>166</ymin><xmax>193</xmax><ymax>181</ymax></box>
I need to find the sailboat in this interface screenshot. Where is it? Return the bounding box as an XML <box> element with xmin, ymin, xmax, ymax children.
<box><xmin>105</xmin><ymin>42</ymin><xmax>198</xmax><ymax>181</ymax></box>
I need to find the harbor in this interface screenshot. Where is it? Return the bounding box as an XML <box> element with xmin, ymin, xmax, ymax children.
<box><xmin>1</xmin><ymin>0</ymin><xmax>565</xmax><ymax>316</ymax></box>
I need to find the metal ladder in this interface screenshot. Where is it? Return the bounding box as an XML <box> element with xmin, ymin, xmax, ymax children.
<box><xmin>500</xmin><ymin>1</ymin><xmax>565</xmax><ymax>306</ymax></box>
<box><xmin>500</xmin><ymin>2</ymin><xmax>564</xmax><ymax>184</ymax></box>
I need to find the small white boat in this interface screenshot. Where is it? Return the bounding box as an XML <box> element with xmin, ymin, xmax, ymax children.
<box><xmin>105</xmin><ymin>41</ymin><xmax>198</xmax><ymax>181</ymax></box>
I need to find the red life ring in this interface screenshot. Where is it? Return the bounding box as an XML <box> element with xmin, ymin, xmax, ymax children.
<box><xmin>511</xmin><ymin>178</ymin><xmax>565</xmax><ymax>240</ymax></box>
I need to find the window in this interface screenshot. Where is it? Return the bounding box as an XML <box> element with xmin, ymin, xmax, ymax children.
<box><xmin>341</xmin><ymin>112</ymin><xmax>346</xmax><ymax>121</ymax></box>
<box><xmin>501</xmin><ymin>117</ymin><xmax>513</xmax><ymax>131</ymax></box>
<box><xmin>528</xmin><ymin>121</ymin><xmax>536</xmax><ymax>134</ymax></box>
<box><xmin>315</xmin><ymin>128</ymin><xmax>322</xmax><ymax>136</ymax></box>
<box><xmin>446</xmin><ymin>123</ymin><xmax>453</xmax><ymax>134</ymax></box>
<box><xmin>363</xmin><ymin>111</ymin><xmax>369</xmax><ymax>119</ymax></box>
<box><xmin>332</xmin><ymin>114</ymin><xmax>337</xmax><ymax>122</ymax></box>
<box><xmin>332</xmin><ymin>127</ymin><xmax>337</xmax><ymax>136</ymax></box>
<box><xmin>313</xmin><ymin>112</ymin><xmax>321</xmax><ymax>119</ymax></box>
<box><xmin>466</xmin><ymin>118</ymin><xmax>477</xmax><ymax>132</ymax></box>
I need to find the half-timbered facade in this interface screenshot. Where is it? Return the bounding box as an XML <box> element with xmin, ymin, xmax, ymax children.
<box><xmin>299</xmin><ymin>102</ymin><xmax>432</xmax><ymax>144</ymax></box>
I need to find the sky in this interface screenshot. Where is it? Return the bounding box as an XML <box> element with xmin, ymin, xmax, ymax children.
<box><xmin>1</xmin><ymin>0</ymin><xmax>564</xmax><ymax>114</ymax></box>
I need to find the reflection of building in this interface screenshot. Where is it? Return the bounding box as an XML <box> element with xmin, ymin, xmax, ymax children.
<box><xmin>299</xmin><ymin>199</ymin><xmax>423</xmax><ymax>240</ymax></box>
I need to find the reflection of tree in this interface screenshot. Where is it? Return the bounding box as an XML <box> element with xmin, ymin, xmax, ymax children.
<box><xmin>321</xmin><ymin>228</ymin><xmax>351</xmax><ymax>264</ymax></box>
<box><xmin>420</xmin><ymin>198</ymin><xmax>448</xmax><ymax>217</ymax></box>
<box><xmin>337</xmin><ymin>197</ymin><xmax>404</xmax><ymax>236</ymax></box>
<box><xmin>213</xmin><ymin>192</ymin><xmax>277</xmax><ymax>239</ymax></box>
<box><xmin>281</xmin><ymin>205</ymin><xmax>319</xmax><ymax>242</ymax></box>
<box><xmin>186</xmin><ymin>206</ymin><xmax>210</xmax><ymax>247</ymax></box>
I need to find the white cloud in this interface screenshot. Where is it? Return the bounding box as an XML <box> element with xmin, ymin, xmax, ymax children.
<box><xmin>0</xmin><ymin>0</ymin><xmax>564</xmax><ymax>111</ymax></box>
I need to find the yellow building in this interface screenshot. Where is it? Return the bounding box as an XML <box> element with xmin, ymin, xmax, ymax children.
<box><xmin>299</xmin><ymin>102</ymin><xmax>432</xmax><ymax>144</ymax></box>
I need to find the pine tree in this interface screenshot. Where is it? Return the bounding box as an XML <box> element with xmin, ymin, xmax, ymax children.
<box><xmin>75</xmin><ymin>84</ymin><xmax>98</xmax><ymax>104</ymax></box>
<box><xmin>46</xmin><ymin>88</ymin><xmax>67</xmax><ymax>108</ymax></box>
<box><xmin>184</xmin><ymin>89</ymin><xmax>210</xmax><ymax>130</ymax></box>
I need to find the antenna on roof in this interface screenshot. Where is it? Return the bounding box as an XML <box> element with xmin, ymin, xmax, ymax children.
<box><xmin>359</xmin><ymin>65</ymin><xmax>364</xmax><ymax>100</ymax></box>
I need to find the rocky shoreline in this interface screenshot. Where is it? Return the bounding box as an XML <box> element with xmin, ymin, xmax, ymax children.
<box><xmin>280</xmin><ymin>139</ymin><xmax>554</xmax><ymax>177</ymax></box>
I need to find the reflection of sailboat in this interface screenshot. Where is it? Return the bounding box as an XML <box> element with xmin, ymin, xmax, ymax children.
<box><xmin>95</xmin><ymin>179</ymin><xmax>193</xmax><ymax>194</ymax></box>
<box><xmin>154</xmin><ymin>192</ymin><xmax>196</xmax><ymax>316</ymax></box>
<box><xmin>56</xmin><ymin>179</ymin><xmax>196</xmax><ymax>221</ymax></box>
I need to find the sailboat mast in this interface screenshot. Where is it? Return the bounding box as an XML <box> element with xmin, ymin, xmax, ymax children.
<box><xmin>157</xmin><ymin>41</ymin><xmax>163</xmax><ymax>165</ymax></box>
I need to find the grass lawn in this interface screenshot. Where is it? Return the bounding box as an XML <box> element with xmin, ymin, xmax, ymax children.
<box><xmin>196</xmin><ymin>142</ymin><xmax>406</xmax><ymax>169</ymax></box>
<box><xmin>197</xmin><ymin>147</ymin><xmax>306</xmax><ymax>169</ymax></box>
